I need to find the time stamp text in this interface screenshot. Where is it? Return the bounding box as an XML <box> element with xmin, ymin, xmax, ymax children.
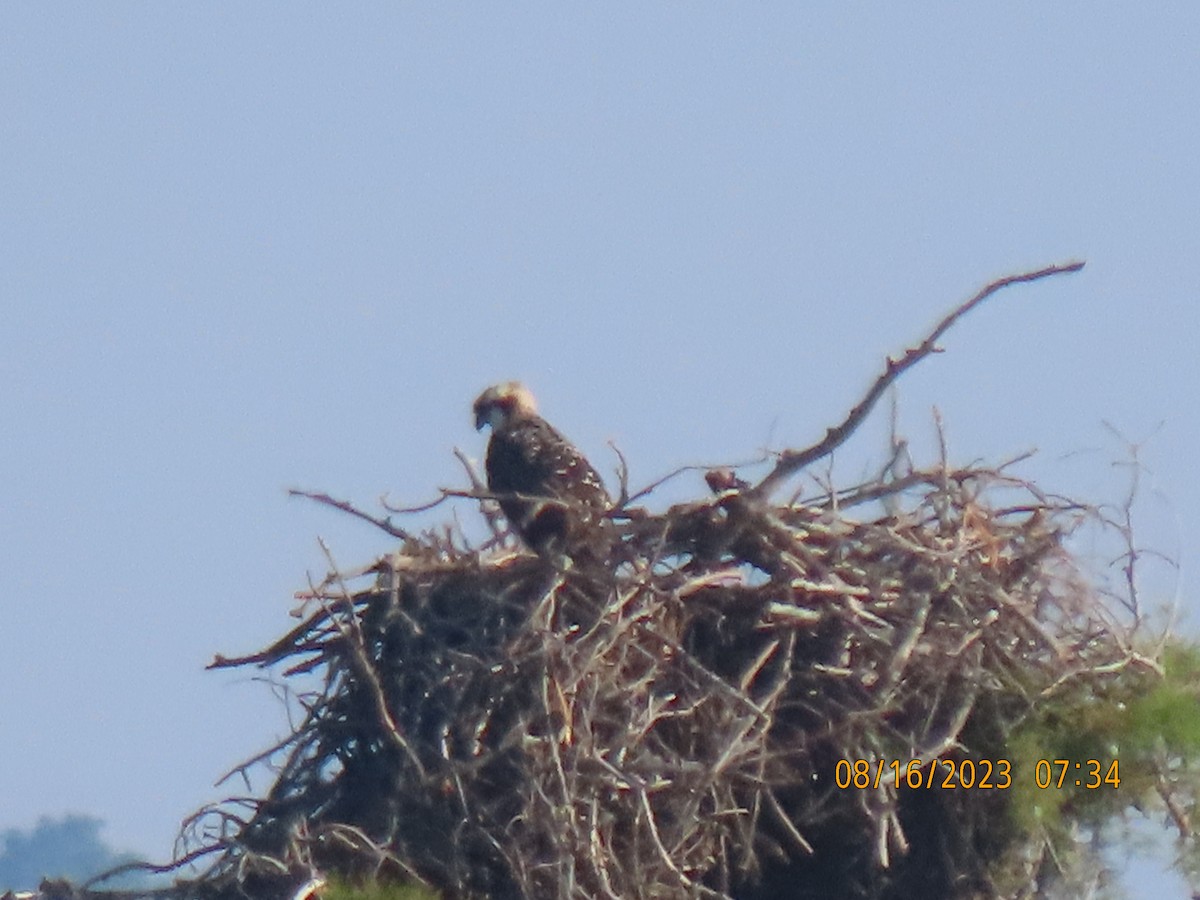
<box><xmin>835</xmin><ymin>758</ymin><xmax>1121</xmax><ymax>791</ymax></box>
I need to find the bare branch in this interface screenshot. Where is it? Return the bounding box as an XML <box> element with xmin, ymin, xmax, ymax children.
<box><xmin>608</xmin><ymin>440</ymin><xmax>632</xmax><ymax>507</ymax></box>
<box><xmin>453</xmin><ymin>446</ymin><xmax>507</xmax><ymax>541</ymax></box>
<box><xmin>623</xmin><ymin>454</ymin><xmax>769</xmax><ymax>508</ymax></box>
<box><xmin>751</xmin><ymin>260</ymin><xmax>1085</xmax><ymax>499</ymax></box>
<box><xmin>288</xmin><ymin>488</ymin><xmax>413</xmax><ymax>540</ymax></box>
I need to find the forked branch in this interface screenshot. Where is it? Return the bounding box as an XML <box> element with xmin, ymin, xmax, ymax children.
<box><xmin>751</xmin><ymin>260</ymin><xmax>1085</xmax><ymax>499</ymax></box>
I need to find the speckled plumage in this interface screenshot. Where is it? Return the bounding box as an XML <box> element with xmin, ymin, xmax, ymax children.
<box><xmin>473</xmin><ymin>382</ymin><xmax>610</xmax><ymax>559</ymax></box>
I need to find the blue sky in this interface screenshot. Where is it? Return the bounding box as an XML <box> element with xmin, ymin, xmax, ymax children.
<box><xmin>2</xmin><ymin>5</ymin><xmax>1198</xmax><ymax>895</ymax></box>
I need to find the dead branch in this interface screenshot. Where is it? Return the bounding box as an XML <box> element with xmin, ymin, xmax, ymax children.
<box><xmin>288</xmin><ymin>488</ymin><xmax>413</xmax><ymax>540</ymax></box>
<box><xmin>751</xmin><ymin>261</ymin><xmax>1085</xmax><ymax>499</ymax></box>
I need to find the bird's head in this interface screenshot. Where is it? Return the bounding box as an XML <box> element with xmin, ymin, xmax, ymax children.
<box><xmin>473</xmin><ymin>381</ymin><xmax>539</xmax><ymax>431</ymax></box>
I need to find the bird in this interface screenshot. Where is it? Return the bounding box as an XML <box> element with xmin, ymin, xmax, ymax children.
<box><xmin>473</xmin><ymin>382</ymin><xmax>611</xmax><ymax>562</ymax></box>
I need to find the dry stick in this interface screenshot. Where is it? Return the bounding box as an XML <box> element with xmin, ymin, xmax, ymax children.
<box><xmin>1156</xmin><ymin>764</ymin><xmax>1192</xmax><ymax>837</ymax></box>
<box><xmin>311</xmin><ymin>538</ymin><xmax>428</xmax><ymax>778</ymax></box>
<box><xmin>636</xmin><ymin>787</ymin><xmax>700</xmax><ymax>894</ymax></box>
<box><xmin>288</xmin><ymin>488</ymin><xmax>413</xmax><ymax>540</ymax></box>
<box><xmin>453</xmin><ymin>445</ymin><xmax>507</xmax><ymax>541</ymax></box>
<box><xmin>84</xmin><ymin>841</ymin><xmax>230</xmax><ymax>887</ymax></box>
<box><xmin>214</xmin><ymin>724</ymin><xmax>311</xmax><ymax>789</ymax></box>
<box><xmin>209</xmin><ymin>602</ymin><xmax>342</xmax><ymax>669</ymax></box>
<box><xmin>1101</xmin><ymin>421</ymin><xmax>1151</xmax><ymax>622</ymax></box>
<box><xmin>765</xmin><ymin>789</ymin><xmax>815</xmax><ymax>855</ymax></box>
<box><xmin>607</xmin><ymin>439</ymin><xmax>633</xmax><ymax>507</ymax></box>
<box><xmin>751</xmin><ymin>260</ymin><xmax>1086</xmax><ymax>500</ymax></box>
<box><xmin>622</xmin><ymin>455</ymin><xmax>770</xmax><ymax>508</ymax></box>
<box><xmin>381</xmin><ymin>454</ymin><xmax>499</xmax><ymax>517</ymax></box>
<box><xmin>319</xmin><ymin>823</ymin><xmax>429</xmax><ymax>886</ymax></box>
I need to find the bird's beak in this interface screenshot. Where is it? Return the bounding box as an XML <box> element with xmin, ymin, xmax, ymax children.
<box><xmin>474</xmin><ymin>408</ymin><xmax>487</xmax><ymax>431</ymax></box>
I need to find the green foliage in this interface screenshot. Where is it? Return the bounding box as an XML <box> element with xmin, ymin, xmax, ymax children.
<box><xmin>1125</xmin><ymin>642</ymin><xmax>1200</xmax><ymax>755</ymax></box>
<box><xmin>1009</xmin><ymin>685</ymin><xmax>1122</xmax><ymax>827</ymax></box>
<box><xmin>320</xmin><ymin>876</ymin><xmax>441</xmax><ymax>900</ymax></box>
<box><xmin>1000</xmin><ymin>638</ymin><xmax>1200</xmax><ymax>892</ymax></box>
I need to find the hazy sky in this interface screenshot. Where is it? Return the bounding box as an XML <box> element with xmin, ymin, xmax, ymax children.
<box><xmin>3</xmin><ymin>5</ymin><xmax>1198</xmax><ymax>896</ymax></box>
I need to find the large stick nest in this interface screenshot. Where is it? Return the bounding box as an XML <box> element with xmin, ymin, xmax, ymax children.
<box><xmin>168</xmin><ymin>263</ymin><xmax>1158</xmax><ymax>899</ymax></box>
<box><xmin>195</xmin><ymin>459</ymin><xmax>1133</xmax><ymax>900</ymax></box>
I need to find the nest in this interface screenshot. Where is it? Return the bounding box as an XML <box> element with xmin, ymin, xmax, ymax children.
<box><xmin>162</xmin><ymin>264</ymin><xmax>1158</xmax><ymax>899</ymax></box>
<box><xmin>186</xmin><ymin>452</ymin><xmax>1143</xmax><ymax>900</ymax></box>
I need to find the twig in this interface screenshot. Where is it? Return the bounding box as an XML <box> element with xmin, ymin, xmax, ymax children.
<box><xmin>623</xmin><ymin>455</ymin><xmax>768</xmax><ymax>508</ymax></box>
<box><xmin>751</xmin><ymin>260</ymin><xmax>1085</xmax><ymax>498</ymax></box>
<box><xmin>455</xmin><ymin>446</ymin><xmax>506</xmax><ymax>539</ymax></box>
<box><xmin>609</xmin><ymin>440</ymin><xmax>632</xmax><ymax>507</ymax></box>
<box><xmin>311</xmin><ymin>539</ymin><xmax>428</xmax><ymax>778</ymax></box>
<box><xmin>288</xmin><ymin>488</ymin><xmax>413</xmax><ymax>540</ymax></box>
<box><xmin>207</xmin><ymin>595</ymin><xmax>360</xmax><ymax>669</ymax></box>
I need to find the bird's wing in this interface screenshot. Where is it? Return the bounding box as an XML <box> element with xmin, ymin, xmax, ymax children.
<box><xmin>489</xmin><ymin>418</ymin><xmax>609</xmax><ymax>511</ymax></box>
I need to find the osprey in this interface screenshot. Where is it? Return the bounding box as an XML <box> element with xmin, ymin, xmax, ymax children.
<box><xmin>473</xmin><ymin>382</ymin><xmax>611</xmax><ymax>561</ymax></box>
